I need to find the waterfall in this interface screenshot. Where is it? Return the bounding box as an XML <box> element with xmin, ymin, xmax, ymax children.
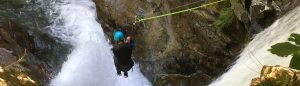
<box><xmin>48</xmin><ymin>0</ymin><xmax>151</xmax><ymax>86</ymax></box>
<box><xmin>209</xmin><ymin>7</ymin><xmax>300</xmax><ymax>86</ymax></box>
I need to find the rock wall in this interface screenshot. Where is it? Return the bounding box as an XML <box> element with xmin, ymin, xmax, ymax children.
<box><xmin>231</xmin><ymin>0</ymin><xmax>300</xmax><ymax>33</ymax></box>
<box><xmin>0</xmin><ymin>21</ymin><xmax>50</xmax><ymax>85</ymax></box>
<box><xmin>0</xmin><ymin>19</ymin><xmax>73</xmax><ymax>85</ymax></box>
<box><xmin>251</xmin><ymin>65</ymin><xmax>300</xmax><ymax>86</ymax></box>
<box><xmin>0</xmin><ymin>0</ymin><xmax>72</xmax><ymax>85</ymax></box>
<box><xmin>95</xmin><ymin>0</ymin><xmax>244</xmax><ymax>85</ymax></box>
<box><xmin>95</xmin><ymin>0</ymin><xmax>300</xmax><ymax>85</ymax></box>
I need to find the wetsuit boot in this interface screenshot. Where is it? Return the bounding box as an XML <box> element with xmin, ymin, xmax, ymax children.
<box><xmin>117</xmin><ymin>70</ymin><xmax>121</xmax><ymax>76</ymax></box>
<box><xmin>124</xmin><ymin>71</ymin><xmax>128</xmax><ymax>78</ymax></box>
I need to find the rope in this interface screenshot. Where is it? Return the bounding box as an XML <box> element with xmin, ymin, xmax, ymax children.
<box><xmin>134</xmin><ymin>0</ymin><xmax>225</xmax><ymax>23</ymax></box>
<box><xmin>247</xmin><ymin>48</ymin><xmax>263</xmax><ymax>66</ymax></box>
<box><xmin>241</xmin><ymin>58</ymin><xmax>260</xmax><ymax>74</ymax></box>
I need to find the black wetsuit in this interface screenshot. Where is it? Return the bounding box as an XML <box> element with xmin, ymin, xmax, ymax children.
<box><xmin>112</xmin><ymin>43</ymin><xmax>134</xmax><ymax>76</ymax></box>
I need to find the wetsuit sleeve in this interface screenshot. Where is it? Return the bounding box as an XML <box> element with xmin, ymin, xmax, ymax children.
<box><xmin>130</xmin><ymin>40</ymin><xmax>135</xmax><ymax>48</ymax></box>
<box><xmin>112</xmin><ymin>48</ymin><xmax>116</xmax><ymax>55</ymax></box>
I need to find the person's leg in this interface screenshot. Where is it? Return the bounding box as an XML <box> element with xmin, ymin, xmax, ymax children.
<box><xmin>116</xmin><ymin>64</ymin><xmax>122</xmax><ymax>76</ymax></box>
<box><xmin>119</xmin><ymin>65</ymin><xmax>128</xmax><ymax>77</ymax></box>
<box><xmin>117</xmin><ymin>70</ymin><xmax>121</xmax><ymax>75</ymax></box>
<box><xmin>116</xmin><ymin>69</ymin><xmax>122</xmax><ymax>76</ymax></box>
<box><xmin>124</xmin><ymin>71</ymin><xmax>128</xmax><ymax>78</ymax></box>
<box><xmin>123</xmin><ymin>65</ymin><xmax>132</xmax><ymax>78</ymax></box>
<box><xmin>114</xmin><ymin>56</ymin><xmax>121</xmax><ymax>76</ymax></box>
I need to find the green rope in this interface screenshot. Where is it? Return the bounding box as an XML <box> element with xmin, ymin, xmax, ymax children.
<box><xmin>135</xmin><ymin>0</ymin><xmax>225</xmax><ymax>23</ymax></box>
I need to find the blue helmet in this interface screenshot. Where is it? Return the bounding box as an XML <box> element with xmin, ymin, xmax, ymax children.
<box><xmin>114</xmin><ymin>31</ymin><xmax>125</xmax><ymax>42</ymax></box>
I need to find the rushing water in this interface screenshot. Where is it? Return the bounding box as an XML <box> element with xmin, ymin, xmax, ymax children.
<box><xmin>48</xmin><ymin>0</ymin><xmax>151</xmax><ymax>86</ymax></box>
<box><xmin>209</xmin><ymin>7</ymin><xmax>300</xmax><ymax>86</ymax></box>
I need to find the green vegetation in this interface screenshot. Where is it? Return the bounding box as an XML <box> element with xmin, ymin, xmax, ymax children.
<box><xmin>0</xmin><ymin>0</ymin><xmax>25</xmax><ymax>8</ymax></box>
<box><xmin>282</xmin><ymin>0</ymin><xmax>289</xmax><ymax>5</ymax></box>
<box><xmin>215</xmin><ymin>7</ymin><xmax>233</xmax><ymax>31</ymax></box>
<box><xmin>11</xmin><ymin>0</ymin><xmax>25</xmax><ymax>8</ymax></box>
<box><xmin>269</xmin><ymin>33</ymin><xmax>300</xmax><ymax>69</ymax></box>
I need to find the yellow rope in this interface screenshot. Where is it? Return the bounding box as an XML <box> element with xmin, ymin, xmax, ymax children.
<box><xmin>135</xmin><ymin>0</ymin><xmax>225</xmax><ymax>23</ymax></box>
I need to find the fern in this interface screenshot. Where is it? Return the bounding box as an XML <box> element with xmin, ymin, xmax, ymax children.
<box><xmin>215</xmin><ymin>7</ymin><xmax>233</xmax><ymax>31</ymax></box>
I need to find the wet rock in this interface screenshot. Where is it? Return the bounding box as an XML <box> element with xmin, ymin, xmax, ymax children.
<box><xmin>0</xmin><ymin>48</ymin><xmax>16</xmax><ymax>65</ymax></box>
<box><xmin>231</xmin><ymin>0</ymin><xmax>250</xmax><ymax>25</ymax></box>
<box><xmin>0</xmin><ymin>21</ymin><xmax>52</xmax><ymax>85</ymax></box>
<box><xmin>95</xmin><ymin>0</ymin><xmax>246</xmax><ymax>85</ymax></box>
<box><xmin>231</xmin><ymin>0</ymin><xmax>300</xmax><ymax>33</ymax></box>
<box><xmin>94</xmin><ymin>0</ymin><xmax>300</xmax><ymax>85</ymax></box>
<box><xmin>0</xmin><ymin>21</ymin><xmax>35</xmax><ymax>55</ymax></box>
<box><xmin>249</xmin><ymin>0</ymin><xmax>280</xmax><ymax>29</ymax></box>
<box><xmin>155</xmin><ymin>72</ymin><xmax>212</xmax><ymax>86</ymax></box>
<box><xmin>251</xmin><ymin>65</ymin><xmax>300</xmax><ymax>86</ymax></box>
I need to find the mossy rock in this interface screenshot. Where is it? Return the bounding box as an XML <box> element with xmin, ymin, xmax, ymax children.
<box><xmin>0</xmin><ymin>66</ymin><xmax>37</xmax><ymax>86</ymax></box>
<box><xmin>0</xmin><ymin>0</ymin><xmax>25</xmax><ymax>8</ymax></box>
<box><xmin>215</xmin><ymin>7</ymin><xmax>233</xmax><ymax>31</ymax></box>
<box><xmin>11</xmin><ymin>0</ymin><xmax>25</xmax><ymax>8</ymax></box>
<box><xmin>214</xmin><ymin>0</ymin><xmax>233</xmax><ymax>31</ymax></box>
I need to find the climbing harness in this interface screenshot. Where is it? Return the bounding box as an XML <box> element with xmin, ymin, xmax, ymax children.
<box><xmin>134</xmin><ymin>0</ymin><xmax>225</xmax><ymax>24</ymax></box>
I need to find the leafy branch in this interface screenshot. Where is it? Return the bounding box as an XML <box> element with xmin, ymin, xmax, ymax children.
<box><xmin>268</xmin><ymin>33</ymin><xmax>300</xmax><ymax>69</ymax></box>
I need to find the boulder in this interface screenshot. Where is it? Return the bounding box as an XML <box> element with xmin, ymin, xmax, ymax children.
<box><xmin>251</xmin><ymin>65</ymin><xmax>300</xmax><ymax>86</ymax></box>
<box><xmin>0</xmin><ymin>48</ymin><xmax>16</xmax><ymax>65</ymax></box>
<box><xmin>0</xmin><ymin>21</ymin><xmax>52</xmax><ymax>85</ymax></box>
<box><xmin>231</xmin><ymin>0</ymin><xmax>300</xmax><ymax>33</ymax></box>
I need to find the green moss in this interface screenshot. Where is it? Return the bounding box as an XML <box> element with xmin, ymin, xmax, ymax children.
<box><xmin>237</xmin><ymin>0</ymin><xmax>242</xmax><ymax>4</ymax></box>
<box><xmin>215</xmin><ymin>7</ymin><xmax>233</xmax><ymax>31</ymax></box>
<box><xmin>11</xmin><ymin>0</ymin><xmax>25</xmax><ymax>8</ymax></box>
<box><xmin>214</xmin><ymin>0</ymin><xmax>233</xmax><ymax>31</ymax></box>
<box><xmin>0</xmin><ymin>0</ymin><xmax>25</xmax><ymax>8</ymax></box>
<box><xmin>282</xmin><ymin>0</ymin><xmax>289</xmax><ymax>5</ymax></box>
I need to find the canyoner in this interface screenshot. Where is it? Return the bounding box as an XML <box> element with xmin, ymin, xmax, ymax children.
<box><xmin>112</xmin><ymin>31</ymin><xmax>135</xmax><ymax>78</ymax></box>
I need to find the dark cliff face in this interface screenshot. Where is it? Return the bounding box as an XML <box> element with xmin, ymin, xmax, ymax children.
<box><xmin>95</xmin><ymin>0</ymin><xmax>247</xmax><ymax>85</ymax></box>
<box><xmin>232</xmin><ymin>0</ymin><xmax>300</xmax><ymax>33</ymax></box>
<box><xmin>95</xmin><ymin>0</ymin><xmax>300</xmax><ymax>85</ymax></box>
<box><xmin>0</xmin><ymin>0</ymin><xmax>72</xmax><ymax>85</ymax></box>
<box><xmin>0</xmin><ymin>20</ymin><xmax>71</xmax><ymax>85</ymax></box>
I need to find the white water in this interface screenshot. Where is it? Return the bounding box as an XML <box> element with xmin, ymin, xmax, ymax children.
<box><xmin>48</xmin><ymin>0</ymin><xmax>151</xmax><ymax>86</ymax></box>
<box><xmin>210</xmin><ymin>7</ymin><xmax>300</xmax><ymax>86</ymax></box>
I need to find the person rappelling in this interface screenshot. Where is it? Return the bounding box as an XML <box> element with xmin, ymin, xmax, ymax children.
<box><xmin>112</xmin><ymin>31</ymin><xmax>135</xmax><ymax>78</ymax></box>
<box><xmin>109</xmin><ymin>0</ymin><xmax>226</xmax><ymax>78</ymax></box>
